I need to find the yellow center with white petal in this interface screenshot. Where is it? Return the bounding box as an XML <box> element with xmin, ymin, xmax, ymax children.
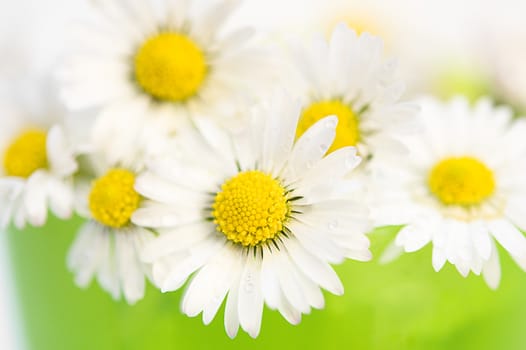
<box><xmin>212</xmin><ymin>171</ymin><xmax>289</xmax><ymax>247</ymax></box>
<box><xmin>296</xmin><ymin>100</ymin><xmax>359</xmax><ymax>153</ymax></box>
<box><xmin>89</xmin><ymin>168</ymin><xmax>141</xmax><ymax>228</ymax></box>
<box><xmin>428</xmin><ymin>157</ymin><xmax>495</xmax><ymax>206</ymax></box>
<box><xmin>134</xmin><ymin>32</ymin><xmax>207</xmax><ymax>102</ymax></box>
<box><xmin>3</xmin><ymin>129</ymin><xmax>48</xmax><ymax>178</ymax></box>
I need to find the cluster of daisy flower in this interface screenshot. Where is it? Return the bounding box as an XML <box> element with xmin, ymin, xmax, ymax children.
<box><xmin>2</xmin><ymin>0</ymin><xmax>526</xmax><ymax>339</ymax></box>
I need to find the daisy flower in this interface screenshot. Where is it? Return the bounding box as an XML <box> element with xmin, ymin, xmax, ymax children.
<box><xmin>66</xmin><ymin>127</ymin><xmax>161</xmax><ymax>305</ymax></box>
<box><xmin>371</xmin><ymin>96</ymin><xmax>526</xmax><ymax>288</ymax></box>
<box><xmin>289</xmin><ymin>23</ymin><xmax>417</xmax><ymax>160</ymax></box>
<box><xmin>132</xmin><ymin>92</ymin><xmax>372</xmax><ymax>338</ymax></box>
<box><xmin>58</xmin><ymin>0</ymin><xmax>270</xmax><ymax>132</ymax></box>
<box><xmin>0</xmin><ymin>82</ymin><xmax>78</xmax><ymax>229</ymax></box>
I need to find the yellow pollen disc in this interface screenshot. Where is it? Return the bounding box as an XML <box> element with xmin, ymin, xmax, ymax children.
<box><xmin>134</xmin><ymin>32</ymin><xmax>207</xmax><ymax>102</ymax></box>
<box><xmin>3</xmin><ymin>129</ymin><xmax>48</xmax><ymax>178</ymax></box>
<box><xmin>296</xmin><ymin>100</ymin><xmax>359</xmax><ymax>153</ymax></box>
<box><xmin>89</xmin><ymin>168</ymin><xmax>141</xmax><ymax>228</ymax></box>
<box><xmin>428</xmin><ymin>157</ymin><xmax>495</xmax><ymax>206</ymax></box>
<box><xmin>212</xmin><ymin>171</ymin><xmax>289</xmax><ymax>247</ymax></box>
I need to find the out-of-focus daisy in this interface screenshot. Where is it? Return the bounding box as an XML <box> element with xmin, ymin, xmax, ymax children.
<box><xmin>0</xmin><ymin>81</ymin><xmax>78</xmax><ymax>229</ymax></box>
<box><xmin>372</xmin><ymin>97</ymin><xmax>526</xmax><ymax>288</ymax></box>
<box><xmin>289</xmin><ymin>23</ymin><xmax>417</xmax><ymax>160</ymax></box>
<box><xmin>59</xmin><ymin>0</ymin><xmax>270</xmax><ymax>132</ymax></box>
<box><xmin>66</xmin><ymin>125</ymin><xmax>162</xmax><ymax>304</ymax></box>
<box><xmin>132</xmin><ymin>93</ymin><xmax>371</xmax><ymax>338</ymax></box>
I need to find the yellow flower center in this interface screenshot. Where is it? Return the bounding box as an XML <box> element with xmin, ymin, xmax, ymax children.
<box><xmin>3</xmin><ymin>129</ymin><xmax>48</xmax><ymax>178</ymax></box>
<box><xmin>428</xmin><ymin>157</ymin><xmax>495</xmax><ymax>206</ymax></box>
<box><xmin>296</xmin><ymin>100</ymin><xmax>359</xmax><ymax>153</ymax></box>
<box><xmin>89</xmin><ymin>168</ymin><xmax>141</xmax><ymax>228</ymax></box>
<box><xmin>134</xmin><ymin>32</ymin><xmax>207</xmax><ymax>102</ymax></box>
<box><xmin>212</xmin><ymin>171</ymin><xmax>289</xmax><ymax>247</ymax></box>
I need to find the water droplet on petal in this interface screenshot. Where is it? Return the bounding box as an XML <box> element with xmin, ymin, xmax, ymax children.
<box><xmin>325</xmin><ymin>118</ymin><xmax>337</xmax><ymax>129</ymax></box>
<box><xmin>345</xmin><ymin>155</ymin><xmax>358</xmax><ymax>169</ymax></box>
<box><xmin>243</xmin><ymin>273</ymin><xmax>255</xmax><ymax>293</ymax></box>
<box><xmin>244</xmin><ymin>281</ymin><xmax>255</xmax><ymax>293</ymax></box>
<box><xmin>328</xmin><ymin>220</ymin><xmax>339</xmax><ymax>230</ymax></box>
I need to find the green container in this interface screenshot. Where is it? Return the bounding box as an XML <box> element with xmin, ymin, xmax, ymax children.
<box><xmin>7</xmin><ymin>217</ymin><xmax>526</xmax><ymax>350</ymax></box>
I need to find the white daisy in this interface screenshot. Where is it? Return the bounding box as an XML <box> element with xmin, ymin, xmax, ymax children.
<box><xmin>289</xmin><ymin>23</ymin><xmax>417</xmax><ymax>160</ymax></box>
<box><xmin>371</xmin><ymin>96</ymin><xmax>526</xmax><ymax>288</ymax></box>
<box><xmin>67</xmin><ymin>132</ymin><xmax>159</xmax><ymax>305</ymax></box>
<box><xmin>58</xmin><ymin>0</ymin><xmax>270</xmax><ymax>133</ymax></box>
<box><xmin>132</xmin><ymin>92</ymin><xmax>372</xmax><ymax>338</ymax></box>
<box><xmin>0</xmin><ymin>82</ymin><xmax>78</xmax><ymax>229</ymax></box>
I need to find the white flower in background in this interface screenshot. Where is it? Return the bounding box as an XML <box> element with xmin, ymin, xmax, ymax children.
<box><xmin>132</xmin><ymin>93</ymin><xmax>372</xmax><ymax>338</ymax></box>
<box><xmin>289</xmin><ymin>23</ymin><xmax>417</xmax><ymax>161</ymax></box>
<box><xmin>67</xmin><ymin>127</ymin><xmax>162</xmax><ymax>305</ymax></box>
<box><xmin>58</xmin><ymin>0</ymin><xmax>270</xmax><ymax>133</ymax></box>
<box><xmin>371</xmin><ymin>96</ymin><xmax>526</xmax><ymax>288</ymax></box>
<box><xmin>0</xmin><ymin>83</ymin><xmax>78</xmax><ymax>229</ymax></box>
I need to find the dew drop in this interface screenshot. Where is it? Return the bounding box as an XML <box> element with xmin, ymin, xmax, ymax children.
<box><xmin>328</xmin><ymin>220</ymin><xmax>339</xmax><ymax>230</ymax></box>
<box><xmin>345</xmin><ymin>155</ymin><xmax>358</xmax><ymax>169</ymax></box>
<box><xmin>244</xmin><ymin>273</ymin><xmax>255</xmax><ymax>293</ymax></box>
<box><xmin>325</xmin><ymin>118</ymin><xmax>337</xmax><ymax>129</ymax></box>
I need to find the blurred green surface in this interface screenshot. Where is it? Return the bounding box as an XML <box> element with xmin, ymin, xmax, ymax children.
<box><xmin>7</xmin><ymin>217</ymin><xmax>526</xmax><ymax>350</ymax></box>
<box><xmin>433</xmin><ymin>64</ymin><xmax>492</xmax><ymax>103</ymax></box>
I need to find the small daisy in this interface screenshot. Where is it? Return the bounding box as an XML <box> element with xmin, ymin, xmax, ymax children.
<box><xmin>59</xmin><ymin>0</ymin><xmax>270</xmax><ymax>132</ymax></box>
<box><xmin>289</xmin><ymin>23</ymin><xmax>417</xmax><ymax>160</ymax></box>
<box><xmin>67</xmin><ymin>132</ymin><xmax>159</xmax><ymax>305</ymax></box>
<box><xmin>0</xmin><ymin>85</ymin><xmax>78</xmax><ymax>229</ymax></box>
<box><xmin>132</xmin><ymin>92</ymin><xmax>372</xmax><ymax>338</ymax></box>
<box><xmin>371</xmin><ymin>96</ymin><xmax>526</xmax><ymax>288</ymax></box>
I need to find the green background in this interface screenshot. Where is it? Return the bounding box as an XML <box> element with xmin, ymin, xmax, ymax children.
<box><xmin>7</xmin><ymin>217</ymin><xmax>526</xmax><ymax>350</ymax></box>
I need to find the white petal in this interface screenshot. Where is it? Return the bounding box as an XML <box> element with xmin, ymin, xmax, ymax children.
<box><xmin>131</xmin><ymin>202</ymin><xmax>202</xmax><ymax>228</ymax></box>
<box><xmin>489</xmin><ymin>220</ymin><xmax>526</xmax><ymax>258</ymax></box>
<box><xmin>261</xmin><ymin>90</ymin><xmax>301</xmax><ymax>175</ymax></box>
<box><xmin>482</xmin><ymin>242</ymin><xmax>501</xmax><ymax>289</ymax></box>
<box><xmin>260</xmin><ymin>249</ymin><xmax>281</xmax><ymax>309</ymax></box>
<box><xmin>135</xmin><ymin>172</ymin><xmax>208</xmax><ymax>206</ymax></box>
<box><xmin>181</xmin><ymin>244</ymin><xmax>241</xmax><ymax>324</ymax></box>
<box><xmin>96</xmin><ymin>231</ymin><xmax>121</xmax><ymax>300</ymax></box>
<box><xmin>273</xmin><ymin>252</ymin><xmax>310</xmax><ymax>313</ymax></box>
<box><xmin>286</xmin><ymin>238</ymin><xmax>343</xmax><ymax>295</ymax></box>
<box><xmin>346</xmin><ymin>249</ymin><xmax>373</xmax><ymax>262</ymax></box>
<box><xmin>237</xmin><ymin>254</ymin><xmax>264</xmax><ymax>338</ymax></box>
<box><xmin>328</xmin><ymin>23</ymin><xmax>355</xmax><ymax>91</ymax></box>
<box><xmin>146</xmin><ymin>156</ymin><xmax>218</xmax><ymax>192</ymax></box>
<box><xmin>67</xmin><ymin>222</ymin><xmax>105</xmax><ymax>288</ymax></box>
<box><xmin>115</xmin><ymin>232</ymin><xmax>145</xmax><ymax>304</ymax></box>
<box><xmin>396</xmin><ymin>225</ymin><xmax>431</xmax><ymax>253</ymax></box>
<box><xmin>24</xmin><ymin>171</ymin><xmax>49</xmax><ymax>226</ymax></box>
<box><xmin>469</xmin><ymin>221</ymin><xmax>492</xmax><ymax>260</ymax></box>
<box><xmin>160</xmin><ymin>238</ymin><xmax>224</xmax><ymax>292</ymax></box>
<box><xmin>193</xmin><ymin>118</ymin><xmax>236</xmax><ymax>169</ymax></box>
<box><xmin>224</xmin><ymin>275</ymin><xmax>240</xmax><ymax>339</ymax></box>
<box><xmin>379</xmin><ymin>241</ymin><xmax>403</xmax><ymax>264</ymax></box>
<box><xmin>47</xmin><ymin>179</ymin><xmax>74</xmax><ymax>220</ymax></box>
<box><xmin>193</xmin><ymin>0</ymin><xmax>241</xmax><ymax>45</ymax></box>
<box><xmin>46</xmin><ymin>125</ymin><xmax>78</xmax><ymax>177</ymax></box>
<box><xmin>141</xmin><ymin>223</ymin><xmax>213</xmax><ymax>262</ymax></box>
<box><xmin>286</xmin><ymin>116</ymin><xmax>337</xmax><ymax>180</ymax></box>
<box><xmin>290</xmin><ymin>221</ymin><xmax>346</xmax><ymax>264</ymax></box>
<box><xmin>297</xmin><ymin>146</ymin><xmax>361</xmax><ymax>202</ymax></box>
<box><xmin>276</xmin><ymin>290</ymin><xmax>302</xmax><ymax>325</ymax></box>
<box><xmin>432</xmin><ymin>247</ymin><xmax>447</xmax><ymax>272</ymax></box>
